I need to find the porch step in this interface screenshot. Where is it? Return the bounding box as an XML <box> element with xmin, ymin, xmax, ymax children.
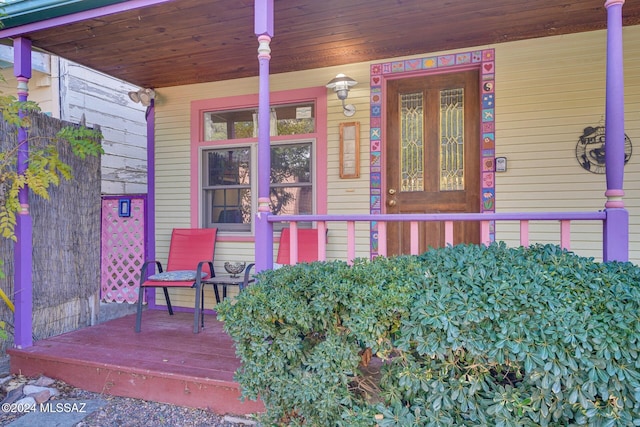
<box><xmin>7</xmin><ymin>311</ymin><xmax>264</xmax><ymax>416</ymax></box>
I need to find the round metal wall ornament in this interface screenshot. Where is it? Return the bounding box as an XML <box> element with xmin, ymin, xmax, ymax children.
<box><xmin>575</xmin><ymin>126</ymin><xmax>632</xmax><ymax>174</ymax></box>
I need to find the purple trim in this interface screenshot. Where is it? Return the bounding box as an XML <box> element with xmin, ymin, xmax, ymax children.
<box><xmin>13</xmin><ymin>37</ymin><xmax>33</xmax><ymax>349</ymax></box>
<box><xmin>0</xmin><ymin>0</ymin><xmax>173</xmax><ymax>38</ymax></box>
<box><xmin>602</xmin><ymin>0</ymin><xmax>628</xmax><ymax>262</ymax></box>
<box><xmin>13</xmin><ymin>38</ymin><xmax>32</xmax><ymax>79</ymax></box>
<box><xmin>145</xmin><ymin>100</ymin><xmax>156</xmax><ymax>306</ymax></box>
<box><xmin>101</xmin><ymin>194</ymin><xmax>147</xmax><ymax>200</ymax></box>
<box><xmin>254</xmin><ymin>0</ymin><xmax>274</xmax><ymax>36</ymax></box>
<box><xmin>604</xmin><ymin>0</ymin><xmax>625</xmax><ymax>199</ymax></box>
<box><xmin>603</xmin><ymin>208</ymin><xmax>628</xmax><ymax>262</ymax></box>
<box><xmin>254</xmin><ymin>2</ymin><xmax>274</xmax><ymax>273</ymax></box>
<box><xmin>270</xmin><ymin>212</ymin><xmax>606</xmax><ymax>223</ymax></box>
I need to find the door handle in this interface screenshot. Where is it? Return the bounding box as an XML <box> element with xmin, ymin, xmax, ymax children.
<box><xmin>387</xmin><ymin>199</ymin><xmax>397</xmax><ymax>207</ymax></box>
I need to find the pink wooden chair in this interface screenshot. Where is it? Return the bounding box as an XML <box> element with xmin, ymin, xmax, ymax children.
<box><xmin>135</xmin><ymin>228</ymin><xmax>217</xmax><ymax>333</ymax></box>
<box><xmin>276</xmin><ymin>228</ymin><xmax>326</xmax><ymax>265</ymax></box>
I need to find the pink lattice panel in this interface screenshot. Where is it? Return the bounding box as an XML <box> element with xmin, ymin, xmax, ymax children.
<box><xmin>101</xmin><ymin>198</ymin><xmax>145</xmax><ymax>303</ymax></box>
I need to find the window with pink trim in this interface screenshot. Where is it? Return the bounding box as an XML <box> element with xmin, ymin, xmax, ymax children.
<box><xmin>192</xmin><ymin>88</ymin><xmax>327</xmax><ymax>235</ymax></box>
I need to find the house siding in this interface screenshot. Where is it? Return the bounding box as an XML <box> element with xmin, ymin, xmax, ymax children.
<box><xmin>495</xmin><ymin>27</ymin><xmax>640</xmax><ymax>262</ymax></box>
<box><xmin>154</xmin><ymin>27</ymin><xmax>640</xmax><ymax>308</ymax></box>
<box><xmin>1</xmin><ymin>53</ymin><xmax>148</xmax><ymax>196</ymax></box>
<box><xmin>58</xmin><ymin>59</ymin><xmax>147</xmax><ymax>195</ymax></box>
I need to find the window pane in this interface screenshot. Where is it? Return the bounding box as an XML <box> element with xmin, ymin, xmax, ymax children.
<box><xmin>207</xmin><ymin>188</ymin><xmax>252</xmax><ymax>227</ymax></box>
<box><xmin>207</xmin><ymin>149</ymin><xmax>250</xmax><ymax>186</ymax></box>
<box><xmin>203</xmin><ymin>103</ymin><xmax>315</xmax><ymax>141</ymax></box>
<box><xmin>204</xmin><ymin>110</ymin><xmax>254</xmax><ymax>141</ymax></box>
<box><xmin>400</xmin><ymin>92</ymin><xmax>424</xmax><ymax>192</ymax></box>
<box><xmin>270</xmin><ymin>186</ymin><xmax>312</xmax><ymax>216</ymax></box>
<box><xmin>271</xmin><ymin>143</ymin><xmax>311</xmax><ymax>184</ymax></box>
<box><xmin>204</xmin><ymin>148</ymin><xmax>251</xmax><ymax>231</ymax></box>
<box><xmin>440</xmin><ymin>88</ymin><xmax>465</xmax><ymax>191</ymax></box>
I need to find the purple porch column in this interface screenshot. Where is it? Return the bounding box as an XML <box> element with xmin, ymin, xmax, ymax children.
<box><xmin>603</xmin><ymin>0</ymin><xmax>629</xmax><ymax>262</ymax></box>
<box><xmin>254</xmin><ymin>0</ymin><xmax>274</xmax><ymax>272</ymax></box>
<box><xmin>145</xmin><ymin>100</ymin><xmax>156</xmax><ymax>304</ymax></box>
<box><xmin>13</xmin><ymin>37</ymin><xmax>33</xmax><ymax>348</ymax></box>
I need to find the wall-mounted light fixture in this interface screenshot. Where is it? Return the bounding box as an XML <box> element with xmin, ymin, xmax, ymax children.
<box><xmin>326</xmin><ymin>73</ymin><xmax>357</xmax><ymax>117</ymax></box>
<box><xmin>128</xmin><ymin>88</ymin><xmax>155</xmax><ymax>106</ymax></box>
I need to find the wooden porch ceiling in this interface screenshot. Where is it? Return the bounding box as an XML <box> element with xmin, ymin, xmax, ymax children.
<box><xmin>2</xmin><ymin>0</ymin><xmax>639</xmax><ymax>89</ymax></box>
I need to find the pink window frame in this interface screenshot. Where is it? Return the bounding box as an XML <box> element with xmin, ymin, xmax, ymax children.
<box><xmin>190</xmin><ymin>86</ymin><xmax>328</xmax><ymax>242</ymax></box>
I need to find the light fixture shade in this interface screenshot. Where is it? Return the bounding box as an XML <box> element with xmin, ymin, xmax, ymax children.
<box><xmin>128</xmin><ymin>88</ymin><xmax>155</xmax><ymax>106</ymax></box>
<box><xmin>128</xmin><ymin>91</ymin><xmax>140</xmax><ymax>103</ymax></box>
<box><xmin>138</xmin><ymin>88</ymin><xmax>155</xmax><ymax>106</ymax></box>
<box><xmin>326</xmin><ymin>73</ymin><xmax>357</xmax><ymax>96</ymax></box>
<box><xmin>327</xmin><ymin>73</ymin><xmax>358</xmax><ymax>116</ymax></box>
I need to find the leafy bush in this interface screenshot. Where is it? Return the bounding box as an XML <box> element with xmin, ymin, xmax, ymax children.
<box><xmin>218</xmin><ymin>244</ymin><xmax>640</xmax><ymax>426</ymax></box>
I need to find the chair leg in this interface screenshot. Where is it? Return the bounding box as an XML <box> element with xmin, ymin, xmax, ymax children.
<box><xmin>193</xmin><ymin>283</ymin><xmax>202</xmax><ymax>334</ymax></box>
<box><xmin>163</xmin><ymin>287</ymin><xmax>174</xmax><ymax>315</ymax></box>
<box><xmin>212</xmin><ymin>283</ymin><xmax>221</xmax><ymax>304</ymax></box>
<box><xmin>200</xmin><ymin>285</ymin><xmax>206</xmax><ymax>329</ymax></box>
<box><xmin>135</xmin><ymin>285</ymin><xmax>145</xmax><ymax>332</ymax></box>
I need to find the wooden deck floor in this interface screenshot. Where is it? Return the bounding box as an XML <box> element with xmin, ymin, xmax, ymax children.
<box><xmin>7</xmin><ymin>310</ymin><xmax>264</xmax><ymax>416</ymax></box>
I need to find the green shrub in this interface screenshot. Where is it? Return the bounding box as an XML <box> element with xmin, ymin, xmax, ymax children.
<box><xmin>217</xmin><ymin>244</ymin><xmax>640</xmax><ymax>426</ymax></box>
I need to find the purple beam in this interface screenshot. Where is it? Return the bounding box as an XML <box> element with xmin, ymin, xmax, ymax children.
<box><xmin>270</xmin><ymin>212</ymin><xmax>607</xmax><ymax>223</ymax></box>
<box><xmin>254</xmin><ymin>0</ymin><xmax>274</xmax><ymax>273</ymax></box>
<box><xmin>0</xmin><ymin>0</ymin><xmax>173</xmax><ymax>38</ymax></box>
<box><xmin>603</xmin><ymin>0</ymin><xmax>628</xmax><ymax>262</ymax></box>
<box><xmin>13</xmin><ymin>37</ymin><xmax>33</xmax><ymax>349</ymax></box>
<box><xmin>145</xmin><ymin>101</ymin><xmax>157</xmax><ymax>307</ymax></box>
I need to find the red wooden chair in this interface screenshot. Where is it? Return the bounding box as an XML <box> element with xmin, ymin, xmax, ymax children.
<box><xmin>276</xmin><ymin>227</ymin><xmax>326</xmax><ymax>265</ymax></box>
<box><xmin>135</xmin><ymin>228</ymin><xmax>217</xmax><ymax>333</ymax></box>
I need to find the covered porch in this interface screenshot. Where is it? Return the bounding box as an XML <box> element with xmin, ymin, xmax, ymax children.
<box><xmin>0</xmin><ymin>1</ymin><xmax>637</xmax><ymax>411</ymax></box>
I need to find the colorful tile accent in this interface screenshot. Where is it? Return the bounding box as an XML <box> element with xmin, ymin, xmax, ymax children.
<box><xmin>404</xmin><ymin>58</ymin><xmax>422</xmax><ymax>71</ymax></box>
<box><xmin>369</xmin><ymin>48</ymin><xmax>496</xmax><ymax>256</ymax></box>
<box><xmin>482</xmin><ymin>94</ymin><xmax>494</xmax><ymax>109</ymax></box>
<box><xmin>371</xmin><ymin>171</ymin><xmax>381</xmax><ymax>188</ymax></box>
<box><xmin>422</xmin><ymin>57</ymin><xmax>437</xmax><ymax>69</ymax></box>
<box><xmin>438</xmin><ymin>55</ymin><xmax>456</xmax><ymax>67</ymax></box>
<box><xmin>391</xmin><ymin>61</ymin><xmax>405</xmax><ymax>73</ymax></box>
<box><xmin>455</xmin><ymin>53</ymin><xmax>472</xmax><ymax>64</ymax></box>
<box><xmin>483</xmin><ymin>133</ymin><xmax>495</xmax><ymax>150</ymax></box>
<box><xmin>482</xmin><ymin>108</ymin><xmax>494</xmax><ymax>122</ymax></box>
<box><xmin>371</xmin><ymin>153</ymin><xmax>381</xmax><ymax>168</ymax></box>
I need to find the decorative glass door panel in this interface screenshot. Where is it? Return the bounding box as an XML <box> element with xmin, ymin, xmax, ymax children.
<box><xmin>386</xmin><ymin>71</ymin><xmax>480</xmax><ymax>255</ymax></box>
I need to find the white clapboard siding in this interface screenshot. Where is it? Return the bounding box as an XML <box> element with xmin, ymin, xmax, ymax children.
<box><xmin>58</xmin><ymin>59</ymin><xmax>148</xmax><ymax>195</ymax></box>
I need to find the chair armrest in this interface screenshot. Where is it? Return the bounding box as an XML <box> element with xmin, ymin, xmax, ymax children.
<box><xmin>141</xmin><ymin>260</ymin><xmax>163</xmax><ymax>283</ymax></box>
<box><xmin>193</xmin><ymin>260</ymin><xmax>215</xmax><ymax>286</ymax></box>
<box><xmin>241</xmin><ymin>263</ymin><xmax>255</xmax><ymax>291</ymax></box>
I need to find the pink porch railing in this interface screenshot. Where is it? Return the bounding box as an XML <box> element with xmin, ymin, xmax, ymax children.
<box><xmin>269</xmin><ymin>212</ymin><xmax>607</xmax><ymax>264</ymax></box>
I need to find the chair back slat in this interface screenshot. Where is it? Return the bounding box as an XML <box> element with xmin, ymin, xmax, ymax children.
<box><xmin>276</xmin><ymin>228</ymin><xmax>323</xmax><ymax>265</ymax></box>
<box><xmin>166</xmin><ymin>228</ymin><xmax>217</xmax><ymax>276</ymax></box>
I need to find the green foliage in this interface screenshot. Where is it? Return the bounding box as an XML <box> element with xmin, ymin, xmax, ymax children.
<box><xmin>218</xmin><ymin>244</ymin><xmax>640</xmax><ymax>426</ymax></box>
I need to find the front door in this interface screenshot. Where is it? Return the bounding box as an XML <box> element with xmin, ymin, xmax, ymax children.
<box><xmin>386</xmin><ymin>70</ymin><xmax>480</xmax><ymax>256</ymax></box>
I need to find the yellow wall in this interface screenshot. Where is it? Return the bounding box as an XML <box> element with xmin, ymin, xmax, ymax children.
<box><xmin>154</xmin><ymin>26</ymin><xmax>640</xmax><ymax>308</ymax></box>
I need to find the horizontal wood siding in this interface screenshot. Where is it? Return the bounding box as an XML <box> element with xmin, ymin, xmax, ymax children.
<box><xmin>59</xmin><ymin>59</ymin><xmax>148</xmax><ymax>195</ymax></box>
<box><xmin>495</xmin><ymin>27</ymin><xmax>640</xmax><ymax>262</ymax></box>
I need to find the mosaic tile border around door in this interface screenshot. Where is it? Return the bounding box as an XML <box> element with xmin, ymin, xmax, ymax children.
<box><xmin>369</xmin><ymin>48</ymin><xmax>496</xmax><ymax>257</ymax></box>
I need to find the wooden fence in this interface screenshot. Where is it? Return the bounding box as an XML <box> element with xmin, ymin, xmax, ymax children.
<box><xmin>0</xmin><ymin>113</ymin><xmax>101</xmax><ymax>351</ymax></box>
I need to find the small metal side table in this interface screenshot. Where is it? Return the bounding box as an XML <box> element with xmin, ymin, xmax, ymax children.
<box><xmin>207</xmin><ymin>263</ymin><xmax>255</xmax><ymax>303</ymax></box>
